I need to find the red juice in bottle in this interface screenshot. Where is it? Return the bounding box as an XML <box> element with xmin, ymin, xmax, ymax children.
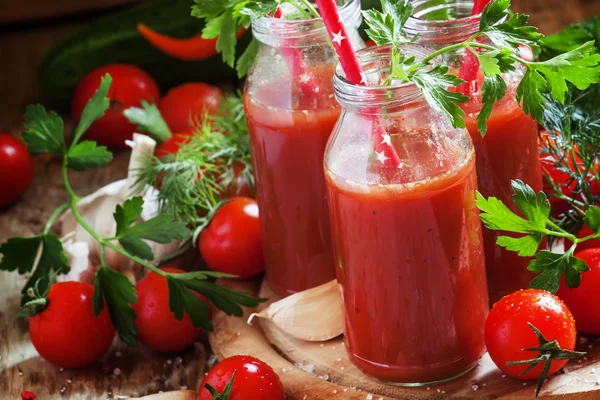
<box><xmin>244</xmin><ymin>1</ymin><xmax>364</xmax><ymax>296</ymax></box>
<box><xmin>325</xmin><ymin>44</ymin><xmax>488</xmax><ymax>384</ymax></box>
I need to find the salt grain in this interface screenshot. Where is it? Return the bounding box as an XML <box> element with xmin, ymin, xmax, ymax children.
<box><xmin>366</xmin><ymin>395</ymin><xmax>373</xmax><ymax>400</ymax></box>
<box><xmin>340</xmin><ymin>367</ymin><xmax>345</xmax><ymax>371</ymax></box>
<box><xmin>472</xmin><ymin>384</ymin><xmax>479</xmax><ymax>391</ymax></box>
<box><xmin>60</xmin><ymin>386</ymin><xmax>66</xmax><ymax>393</ymax></box>
<box><xmin>18</xmin><ymin>372</ymin><xmax>23</xmax><ymax>377</ymax></box>
<box><xmin>332</xmin><ymin>347</ymin><xmax>336</xmax><ymax>350</ymax></box>
<box><xmin>236</xmin><ymin>332</ymin><xmax>241</xmax><ymax>336</ymax></box>
<box><xmin>115</xmin><ymin>351</ymin><xmax>122</xmax><ymax>358</ymax></box>
<box><xmin>176</xmin><ymin>357</ymin><xmax>183</xmax><ymax>365</ymax></box>
<box><xmin>336</xmin><ymin>358</ymin><xmax>342</xmax><ymax>362</ymax></box>
<box><xmin>580</xmin><ymin>337</ymin><xmax>588</xmax><ymax>344</ymax></box>
<box><xmin>426</xmin><ymin>387</ymin><xmax>431</xmax><ymax>390</ymax></box>
<box><xmin>502</xmin><ymin>374</ymin><xmax>507</xmax><ymax>378</ymax></box>
<box><xmin>67</xmin><ymin>379</ymin><xmax>72</xmax><ymax>384</ymax></box>
<box><xmin>303</xmin><ymin>396</ymin><xmax>307</xmax><ymax>400</ymax></box>
<box><xmin>59</xmin><ymin>368</ymin><xmax>64</xmax><ymax>372</ymax></box>
<box><xmin>332</xmin><ymin>389</ymin><xmax>337</xmax><ymax>394</ymax></box>
<box><xmin>113</xmin><ymin>368</ymin><xmax>121</xmax><ymax>376</ymax></box>
<box><xmin>320</xmin><ymin>344</ymin><xmax>324</xmax><ymax>347</ymax></box>
<box><xmin>523</xmin><ymin>382</ymin><xmax>528</xmax><ymax>386</ymax></box>
<box><xmin>282</xmin><ymin>368</ymin><xmax>287</xmax><ymax>373</ymax></box>
<box><xmin>180</xmin><ymin>386</ymin><xmax>188</xmax><ymax>390</ymax></box>
<box><xmin>167</xmin><ymin>359</ymin><xmax>173</xmax><ymax>365</ymax></box>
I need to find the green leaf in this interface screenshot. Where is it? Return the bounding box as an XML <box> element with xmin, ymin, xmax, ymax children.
<box><xmin>516</xmin><ymin>68</ymin><xmax>548</xmax><ymax>122</ymax></box>
<box><xmin>73</xmin><ymin>74</ymin><xmax>112</xmax><ymax>144</ymax></box>
<box><xmin>412</xmin><ymin>65</ymin><xmax>469</xmax><ymax>128</ymax></box>
<box><xmin>479</xmin><ymin>0</ymin><xmax>511</xmax><ymax>31</ymax></box>
<box><xmin>511</xmin><ymin>180</ymin><xmax>551</xmax><ymax>229</ymax></box>
<box><xmin>202</xmin><ymin>13</ymin><xmax>225</xmax><ymax>40</ymax></box>
<box><xmin>216</xmin><ymin>11</ymin><xmax>237</xmax><ymax>68</ymax></box>
<box><xmin>476</xmin><ymin>191</ymin><xmax>544</xmax><ymax>234</ymax></box>
<box><xmin>167</xmin><ymin>277</ymin><xmax>213</xmax><ymax>331</ymax></box>
<box><xmin>362</xmin><ymin>0</ymin><xmax>413</xmax><ymax>47</ymax></box>
<box><xmin>117</xmin><ymin>213</ymin><xmax>191</xmax><ymax>260</ymax></box>
<box><xmin>66</xmin><ymin>141</ymin><xmax>113</xmax><ymax>172</ymax></box>
<box><xmin>478</xmin><ymin>48</ymin><xmax>516</xmax><ymax>77</ymax></box>
<box><xmin>584</xmin><ymin>205</ymin><xmax>600</xmax><ymax>234</ymax></box>
<box><xmin>238</xmin><ymin>0</ymin><xmax>278</xmax><ymax>19</ymax></box>
<box><xmin>191</xmin><ymin>0</ymin><xmax>227</xmax><ymax>19</ymax></box>
<box><xmin>123</xmin><ymin>101</ymin><xmax>172</xmax><ymax>143</ymax></box>
<box><xmin>114</xmin><ymin>197</ymin><xmax>145</xmax><ymax>236</ymax></box>
<box><xmin>94</xmin><ymin>265</ymin><xmax>137</xmax><ymax>346</ymax></box>
<box><xmin>480</xmin><ymin>0</ymin><xmax>543</xmax><ymax>49</ymax></box>
<box><xmin>236</xmin><ymin>37</ymin><xmax>260</xmax><ymax>78</ymax></box>
<box><xmin>497</xmin><ymin>234</ymin><xmax>543</xmax><ymax>257</ymax></box>
<box><xmin>0</xmin><ymin>234</ymin><xmax>69</xmax><ymax>305</ymax></box>
<box><xmin>528</xmin><ymin>249</ymin><xmax>589</xmax><ymax>293</ymax></box>
<box><xmin>477</xmin><ymin>75</ymin><xmax>507</xmax><ymax>136</ymax></box>
<box><xmin>22</xmin><ymin>105</ymin><xmax>66</xmax><ymax>154</ymax></box>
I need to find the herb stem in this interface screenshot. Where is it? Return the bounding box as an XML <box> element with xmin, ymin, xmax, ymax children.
<box><xmin>297</xmin><ymin>0</ymin><xmax>320</xmax><ymax>18</ymax></box>
<box><xmin>61</xmin><ymin>161</ymin><xmax>167</xmax><ymax>278</ymax></box>
<box><xmin>43</xmin><ymin>202</ymin><xmax>70</xmax><ymax>235</ymax></box>
<box><xmin>285</xmin><ymin>0</ymin><xmax>311</xmax><ymax>19</ymax></box>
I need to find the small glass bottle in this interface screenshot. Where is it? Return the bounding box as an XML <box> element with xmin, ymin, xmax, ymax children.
<box><xmin>325</xmin><ymin>44</ymin><xmax>489</xmax><ymax>385</ymax></box>
<box><xmin>404</xmin><ymin>0</ymin><xmax>544</xmax><ymax>304</ymax></box>
<box><xmin>243</xmin><ymin>0</ymin><xmax>364</xmax><ymax>297</ymax></box>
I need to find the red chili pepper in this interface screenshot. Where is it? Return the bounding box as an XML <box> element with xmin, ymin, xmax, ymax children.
<box><xmin>21</xmin><ymin>391</ymin><xmax>36</xmax><ymax>400</ymax></box>
<box><xmin>137</xmin><ymin>24</ymin><xmax>247</xmax><ymax>61</ymax></box>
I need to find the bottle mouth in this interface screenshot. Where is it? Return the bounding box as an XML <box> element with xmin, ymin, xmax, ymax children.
<box><xmin>403</xmin><ymin>0</ymin><xmax>481</xmax><ymax>43</ymax></box>
<box><xmin>252</xmin><ymin>0</ymin><xmax>362</xmax><ymax>43</ymax></box>
<box><xmin>333</xmin><ymin>44</ymin><xmax>434</xmax><ymax>110</ymax></box>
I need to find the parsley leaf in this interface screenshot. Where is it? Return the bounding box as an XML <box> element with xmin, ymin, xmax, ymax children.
<box><xmin>66</xmin><ymin>141</ymin><xmax>113</xmax><ymax>172</ymax></box>
<box><xmin>22</xmin><ymin>105</ymin><xmax>66</xmax><ymax>155</ymax></box>
<box><xmin>412</xmin><ymin>66</ymin><xmax>469</xmax><ymax>128</ymax></box>
<box><xmin>528</xmin><ymin>248</ymin><xmax>589</xmax><ymax>293</ymax></box>
<box><xmin>477</xmin><ymin>75</ymin><xmax>507</xmax><ymax>135</ymax></box>
<box><xmin>94</xmin><ymin>265</ymin><xmax>137</xmax><ymax>346</ymax></box>
<box><xmin>516</xmin><ymin>69</ymin><xmax>548</xmax><ymax>122</ymax></box>
<box><xmin>113</xmin><ymin>197</ymin><xmax>191</xmax><ymax>260</ymax></box>
<box><xmin>123</xmin><ymin>101</ymin><xmax>172</xmax><ymax>143</ymax></box>
<box><xmin>236</xmin><ymin>37</ymin><xmax>260</xmax><ymax>78</ymax></box>
<box><xmin>238</xmin><ymin>0</ymin><xmax>279</xmax><ymax>19</ymax></box>
<box><xmin>479</xmin><ymin>0</ymin><xmax>542</xmax><ymax>49</ymax></box>
<box><xmin>585</xmin><ymin>205</ymin><xmax>600</xmax><ymax>234</ymax></box>
<box><xmin>216</xmin><ymin>11</ymin><xmax>237</xmax><ymax>68</ymax></box>
<box><xmin>73</xmin><ymin>74</ymin><xmax>112</xmax><ymax>145</ymax></box>
<box><xmin>496</xmin><ymin>234</ymin><xmax>543</xmax><ymax>257</ymax></box>
<box><xmin>0</xmin><ymin>234</ymin><xmax>69</xmax><ymax>305</ymax></box>
<box><xmin>167</xmin><ymin>277</ymin><xmax>213</xmax><ymax>331</ymax></box>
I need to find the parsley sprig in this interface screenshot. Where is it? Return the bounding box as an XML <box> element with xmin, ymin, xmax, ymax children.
<box><xmin>476</xmin><ymin>180</ymin><xmax>600</xmax><ymax>293</ymax></box>
<box><xmin>362</xmin><ymin>0</ymin><xmax>600</xmax><ymax>135</ymax></box>
<box><xmin>191</xmin><ymin>0</ymin><xmax>320</xmax><ymax>77</ymax></box>
<box><xmin>0</xmin><ymin>76</ymin><xmax>264</xmax><ymax>346</ymax></box>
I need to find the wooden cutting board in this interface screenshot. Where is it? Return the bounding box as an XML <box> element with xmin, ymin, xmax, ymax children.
<box><xmin>210</xmin><ymin>279</ymin><xmax>600</xmax><ymax>400</ymax></box>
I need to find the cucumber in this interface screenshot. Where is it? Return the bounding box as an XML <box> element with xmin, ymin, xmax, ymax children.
<box><xmin>40</xmin><ymin>0</ymin><xmax>250</xmax><ymax>109</ymax></box>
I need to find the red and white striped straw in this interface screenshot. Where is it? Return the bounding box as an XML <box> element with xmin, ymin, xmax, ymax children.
<box><xmin>315</xmin><ymin>0</ymin><xmax>401</xmax><ymax>169</ymax></box>
<box><xmin>458</xmin><ymin>0</ymin><xmax>491</xmax><ymax>94</ymax></box>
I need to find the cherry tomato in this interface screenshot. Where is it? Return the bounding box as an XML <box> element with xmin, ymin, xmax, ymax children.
<box><xmin>197</xmin><ymin>355</ymin><xmax>284</xmax><ymax>400</ymax></box>
<box><xmin>557</xmin><ymin>248</ymin><xmax>600</xmax><ymax>334</ymax></box>
<box><xmin>134</xmin><ymin>267</ymin><xmax>209</xmax><ymax>352</ymax></box>
<box><xmin>72</xmin><ymin>64</ymin><xmax>160</xmax><ymax>149</ymax></box>
<box><xmin>485</xmin><ymin>289</ymin><xmax>577</xmax><ymax>380</ymax></box>
<box><xmin>29</xmin><ymin>282</ymin><xmax>115</xmax><ymax>368</ymax></box>
<box><xmin>199</xmin><ymin>197</ymin><xmax>263</xmax><ymax>278</ymax></box>
<box><xmin>217</xmin><ymin>161</ymin><xmax>254</xmax><ymax>199</ymax></box>
<box><xmin>155</xmin><ymin>131</ymin><xmax>194</xmax><ymax>158</ymax></box>
<box><xmin>0</xmin><ymin>133</ymin><xmax>34</xmax><ymax>207</ymax></box>
<box><xmin>159</xmin><ymin>83</ymin><xmax>223</xmax><ymax>133</ymax></box>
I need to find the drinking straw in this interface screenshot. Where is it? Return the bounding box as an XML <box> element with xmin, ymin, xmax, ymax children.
<box><xmin>274</xmin><ymin>8</ymin><xmax>320</xmax><ymax>98</ymax></box>
<box><xmin>457</xmin><ymin>0</ymin><xmax>491</xmax><ymax>94</ymax></box>
<box><xmin>314</xmin><ymin>0</ymin><xmax>401</xmax><ymax>168</ymax></box>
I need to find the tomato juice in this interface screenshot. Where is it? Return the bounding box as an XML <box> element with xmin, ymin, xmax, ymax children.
<box><xmin>244</xmin><ymin>69</ymin><xmax>340</xmax><ymax>297</ymax></box>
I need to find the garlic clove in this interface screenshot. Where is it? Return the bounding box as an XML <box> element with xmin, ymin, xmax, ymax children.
<box><xmin>248</xmin><ymin>279</ymin><xmax>344</xmax><ymax>342</ymax></box>
<box><xmin>59</xmin><ymin>241</ymin><xmax>96</xmax><ymax>285</ymax></box>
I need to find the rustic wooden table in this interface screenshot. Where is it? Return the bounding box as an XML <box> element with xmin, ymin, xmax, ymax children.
<box><xmin>0</xmin><ymin>0</ymin><xmax>598</xmax><ymax>398</ymax></box>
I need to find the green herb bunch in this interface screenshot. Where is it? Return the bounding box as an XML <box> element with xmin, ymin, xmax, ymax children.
<box><xmin>136</xmin><ymin>93</ymin><xmax>254</xmax><ymax>250</ymax></box>
<box><xmin>0</xmin><ymin>76</ymin><xmax>263</xmax><ymax>346</ymax></box>
<box><xmin>361</xmin><ymin>0</ymin><xmax>600</xmax><ymax>135</ymax></box>
<box><xmin>192</xmin><ymin>0</ymin><xmax>321</xmax><ymax>77</ymax></box>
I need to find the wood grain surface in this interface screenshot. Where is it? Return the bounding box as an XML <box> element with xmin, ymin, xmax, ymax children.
<box><xmin>209</xmin><ymin>280</ymin><xmax>600</xmax><ymax>400</ymax></box>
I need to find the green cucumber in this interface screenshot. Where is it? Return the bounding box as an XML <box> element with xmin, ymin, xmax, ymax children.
<box><xmin>40</xmin><ymin>0</ymin><xmax>250</xmax><ymax>109</ymax></box>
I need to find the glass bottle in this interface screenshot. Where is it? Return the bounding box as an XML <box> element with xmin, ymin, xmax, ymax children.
<box><xmin>325</xmin><ymin>44</ymin><xmax>488</xmax><ymax>385</ymax></box>
<box><xmin>404</xmin><ymin>0</ymin><xmax>544</xmax><ymax>303</ymax></box>
<box><xmin>243</xmin><ymin>0</ymin><xmax>364</xmax><ymax>297</ymax></box>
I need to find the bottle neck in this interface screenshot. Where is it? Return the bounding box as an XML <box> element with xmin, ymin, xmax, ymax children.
<box><xmin>333</xmin><ymin>44</ymin><xmax>432</xmax><ymax>113</ymax></box>
<box><xmin>403</xmin><ymin>0</ymin><xmax>480</xmax><ymax>45</ymax></box>
<box><xmin>252</xmin><ymin>0</ymin><xmax>362</xmax><ymax>48</ymax></box>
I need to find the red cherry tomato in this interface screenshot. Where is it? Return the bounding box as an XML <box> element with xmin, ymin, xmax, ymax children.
<box><xmin>199</xmin><ymin>197</ymin><xmax>264</xmax><ymax>278</ymax></box>
<box><xmin>0</xmin><ymin>133</ymin><xmax>34</xmax><ymax>207</ymax></box>
<box><xmin>159</xmin><ymin>83</ymin><xmax>223</xmax><ymax>133</ymax></box>
<box><xmin>485</xmin><ymin>289</ymin><xmax>577</xmax><ymax>380</ymax></box>
<box><xmin>557</xmin><ymin>248</ymin><xmax>600</xmax><ymax>334</ymax></box>
<box><xmin>29</xmin><ymin>282</ymin><xmax>115</xmax><ymax>368</ymax></box>
<box><xmin>72</xmin><ymin>64</ymin><xmax>160</xmax><ymax>149</ymax></box>
<box><xmin>134</xmin><ymin>267</ymin><xmax>209</xmax><ymax>352</ymax></box>
<box><xmin>155</xmin><ymin>131</ymin><xmax>194</xmax><ymax>158</ymax></box>
<box><xmin>197</xmin><ymin>355</ymin><xmax>284</xmax><ymax>400</ymax></box>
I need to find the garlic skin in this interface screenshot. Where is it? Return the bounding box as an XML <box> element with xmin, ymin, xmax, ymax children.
<box><xmin>60</xmin><ymin>133</ymin><xmax>179</xmax><ymax>282</ymax></box>
<box><xmin>249</xmin><ymin>279</ymin><xmax>344</xmax><ymax>341</ymax></box>
<box><xmin>59</xmin><ymin>241</ymin><xmax>95</xmax><ymax>285</ymax></box>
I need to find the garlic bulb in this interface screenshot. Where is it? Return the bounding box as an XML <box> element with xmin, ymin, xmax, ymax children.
<box><xmin>60</xmin><ymin>133</ymin><xmax>179</xmax><ymax>281</ymax></box>
<box><xmin>59</xmin><ymin>241</ymin><xmax>95</xmax><ymax>284</ymax></box>
<box><xmin>248</xmin><ymin>280</ymin><xmax>344</xmax><ymax>341</ymax></box>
